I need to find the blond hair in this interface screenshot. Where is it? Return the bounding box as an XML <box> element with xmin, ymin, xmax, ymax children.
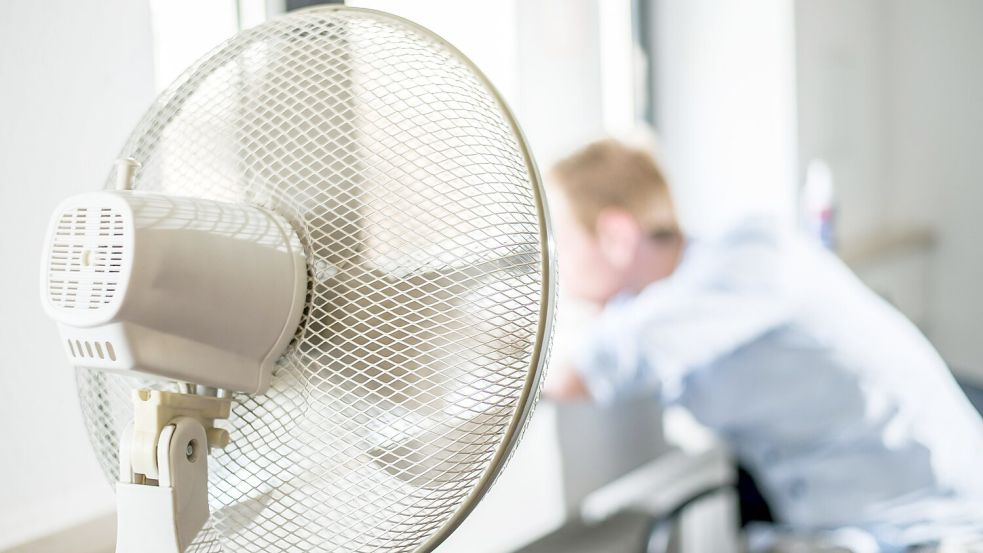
<box><xmin>550</xmin><ymin>138</ymin><xmax>680</xmax><ymax>239</ymax></box>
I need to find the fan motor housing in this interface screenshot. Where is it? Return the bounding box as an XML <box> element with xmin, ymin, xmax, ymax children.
<box><xmin>40</xmin><ymin>191</ymin><xmax>307</xmax><ymax>394</ymax></box>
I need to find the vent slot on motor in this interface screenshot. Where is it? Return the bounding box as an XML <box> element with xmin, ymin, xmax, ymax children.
<box><xmin>47</xmin><ymin>206</ymin><xmax>126</xmax><ymax>310</ymax></box>
<box><xmin>67</xmin><ymin>339</ymin><xmax>118</xmax><ymax>361</ymax></box>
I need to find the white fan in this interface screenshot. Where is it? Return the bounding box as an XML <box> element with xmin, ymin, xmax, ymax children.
<box><xmin>40</xmin><ymin>7</ymin><xmax>555</xmax><ymax>553</ymax></box>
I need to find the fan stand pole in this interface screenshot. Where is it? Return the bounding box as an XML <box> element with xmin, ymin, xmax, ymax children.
<box><xmin>115</xmin><ymin>389</ymin><xmax>232</xmax><ymax>553</ymax></box>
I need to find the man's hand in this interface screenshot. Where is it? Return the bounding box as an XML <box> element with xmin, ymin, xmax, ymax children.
<box><xmin>542</xmin><ymin>298</ymin><xmax>603</xmax><ymax>402</ymax></box>
<box><xmin>543</xmin><ymin>363</ymin><xmax>591</xmax><ymax>401</ymax></box>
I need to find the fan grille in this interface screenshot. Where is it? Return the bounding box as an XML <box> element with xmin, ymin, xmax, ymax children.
<box><xmin>77</xmin><ymin>7</ymin><xmax>552</xmax><ymax>553</ymax></box>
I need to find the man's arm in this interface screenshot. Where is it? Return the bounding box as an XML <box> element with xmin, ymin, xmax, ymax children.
<box><xmin>572</xmin><ymin>225</ymin><xmax>793</xmax><ymax>405</ymax></box>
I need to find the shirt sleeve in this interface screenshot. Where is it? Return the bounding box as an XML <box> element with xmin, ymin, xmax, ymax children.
<box><xmin>574</xmin><ymin>220</ymin><xmax>794</xmax><ymax>405</ymax></box>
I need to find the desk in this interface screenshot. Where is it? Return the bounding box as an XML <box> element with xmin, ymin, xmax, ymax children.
<box><xmin>435</xmin><ymin>399</ymin><xmax>670</xmax><ymax>553</ymax></box>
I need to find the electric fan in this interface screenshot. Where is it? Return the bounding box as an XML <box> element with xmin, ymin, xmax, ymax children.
<box><xmin>39</xmin><ymin>7</ymin><xmax>555</xmax><ymax>553</ymax></box>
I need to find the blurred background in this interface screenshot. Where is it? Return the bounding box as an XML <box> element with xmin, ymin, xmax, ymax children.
<box><xmin>1</xmin><ymin>0</ymin><xmax>980</xmax><ymax>551</ymax></box>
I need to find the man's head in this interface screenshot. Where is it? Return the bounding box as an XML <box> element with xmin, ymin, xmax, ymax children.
<box><xmin>549</xmin><ymin>138</ymin><xmax>682</xmax><ymax>304</ymax></box>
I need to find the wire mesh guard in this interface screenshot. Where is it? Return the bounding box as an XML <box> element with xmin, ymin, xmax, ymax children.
<box><xmin>76</xmin><ymin>7</ymin><xmax>553</xmax><ymax>553</ymax></box>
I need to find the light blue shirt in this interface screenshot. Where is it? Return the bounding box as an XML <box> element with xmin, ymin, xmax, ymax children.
<box><xmin>575</xmin><ymin>218</ymin><xmax>983</xmax><ymax>551</ymax></box>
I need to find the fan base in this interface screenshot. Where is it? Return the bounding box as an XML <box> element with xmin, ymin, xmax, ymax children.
<box><xmin>116</xmin><ymin>389</ymin><xmax>231</xmax><ymax>553</ymax></box>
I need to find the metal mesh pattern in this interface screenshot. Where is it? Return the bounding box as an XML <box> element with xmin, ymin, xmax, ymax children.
<box><xmin>76</xmin><ymin>7</ymin><xmax>553</xmax><ymax>553</ymax></box>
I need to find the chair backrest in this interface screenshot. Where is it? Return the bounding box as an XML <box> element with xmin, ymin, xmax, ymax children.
<box><xmin>555</xmin><ymin>398</ymin><xmax>668</xmax><ymax>510</ymax></box>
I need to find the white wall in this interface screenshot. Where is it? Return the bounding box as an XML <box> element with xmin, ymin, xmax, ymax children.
<box><xmin>886</xmin><ymin>0</ymin><xmax>983</xmax><ymax>383</ymax></box>
<box><xmin>795</xmin><ymin>0</ymin><xmax>893</xmax><ymax>246</ymax></box>
<box><xmin>514</xmin><ymin>0</ymin><xmax>606</xmax><ymax>167</ymax></box>
<box><xmin>149</xmin><ymin>0</ymin><xmax>239</xmax><ymax>90</ymax></box>
<box><xmin>652</xmin><ymin>0</ymin><xmax>799</xmax><ymax>237</ymax></box>
<box><xmin>0</xmin><ymin>0</ymin><xmax>155</xmax><ymax>548</ymax></box>
<box><xmin>796</xmin><ymin>0</ymin><xmax>983</xmax><ymax>383</ymax></box>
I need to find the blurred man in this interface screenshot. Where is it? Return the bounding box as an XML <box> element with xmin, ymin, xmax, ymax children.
<box><xmin>545</xmin><ymin>138</ymin><xmax>983</xmax><ymax>552</ymax></box>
